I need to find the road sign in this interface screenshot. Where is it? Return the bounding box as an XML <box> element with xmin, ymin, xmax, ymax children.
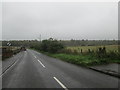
<box><xmin>7</xmin><ymin>42</ymin><xmax>11</xmax><ymax>46</ymax></box>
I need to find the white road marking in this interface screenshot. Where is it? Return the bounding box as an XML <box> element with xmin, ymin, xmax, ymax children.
<box><xmin>53</xmin><ymin>77</ymin><xmax>68</xmax><ymax>90</ymax></box>
<box><xmin>34</xmin><ymin>56</ymin><xmax>37</xmax><ymax>58</ymax></box>
<box><xmin>37</xmin><ymin>59</ymin><xmax>45</xmax><ymax>68</ymax></box>
<box><xmin>32</xmin><ymin>53</ymin><xmax>36</xmax><ymax>58</ymax></box>
<box><xmin>0</xmin><ymin>60</ymin><xmax>19</xmax><ymax>77</ymax></box>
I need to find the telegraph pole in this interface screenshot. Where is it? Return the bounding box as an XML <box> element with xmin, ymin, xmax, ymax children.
<box><xmin>39</xmin><ymin>34</ymin><xmax>41</xmax><ymax>42</ymax></box>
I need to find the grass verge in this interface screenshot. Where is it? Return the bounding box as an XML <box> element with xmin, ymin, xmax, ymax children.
<box><xmin>32</xmin><ymin>48</ymin><xmax>120</xmax><ymax>66</ymax></box>
<box><xmin>46</xmin><ymin>53</ymin><xmax>120</xmax><ymax>66</ymax></box>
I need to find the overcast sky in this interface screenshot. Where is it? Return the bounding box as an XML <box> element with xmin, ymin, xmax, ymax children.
<box><xmin>2</xmin><ymin>2</ymin><xmax>118</xmax><ymax>40</ymax></box>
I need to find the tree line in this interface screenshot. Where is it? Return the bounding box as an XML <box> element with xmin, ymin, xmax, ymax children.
<box><xmin>2</xmin><ymin>39</ymin><xmax>118</xmax><ymax>47</ymax></box>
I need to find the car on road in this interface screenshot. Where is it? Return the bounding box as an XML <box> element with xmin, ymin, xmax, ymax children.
<box><xmin>20</xmin><ymin>46</ymin><xmax>26</xmax><ymax>51</ymax></box>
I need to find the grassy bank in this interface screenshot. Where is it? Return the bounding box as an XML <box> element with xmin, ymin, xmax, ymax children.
<box><xmin>47</xmin><ymin>53</ymin><xmax>120</xmax><ymax>66</ymax></box>
<box><xmin>34</xmin><ymin>50</ymin><xmax>120</xmax><ymax>66</ymax></box>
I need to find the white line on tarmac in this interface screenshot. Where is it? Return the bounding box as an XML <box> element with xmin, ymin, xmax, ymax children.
<box><xmin>32</xmin><ymin>53</ymin><xmax>36</xmax><ymax>58</ymax></box>
<box><xmin>37</xmin><ymin>59</ymin><xmax>45</xmax><ymax>68</ymax></box>
<box><xmin>34</xmin><ymin>56</ymin><xmax>37</xmax><ymax>58</ymax></box>
<box><xmin>53</xmin><ymin>77</ymin><xmax>68</xmax><ymax>90</ymax></box>
<box><xmin>0</xmin><ymin>59</ymin><xmax>19</xmax><ymax>77</ymax></box>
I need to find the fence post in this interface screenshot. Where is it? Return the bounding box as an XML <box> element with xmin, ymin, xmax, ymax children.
<box><xmin>81</xmin><ymin>49</ymin><xmax>82</xmax><ymax>53</ymax></box>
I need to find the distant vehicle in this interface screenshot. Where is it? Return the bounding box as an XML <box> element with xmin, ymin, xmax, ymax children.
<box><xmin>20</xmin><ymin>47</ymin><xmax>26</xmax><ymax>51</ymax></box>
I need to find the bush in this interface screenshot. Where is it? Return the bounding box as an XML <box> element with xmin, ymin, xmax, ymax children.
<box><xmin>40</xmin><ymin>38</ymin><xmax>64</xmax><ymax>53</ymax></box>
<box><xmin>30</xmin><ymin>42</ymin><xmax>41</xmax><ymax>50</ymax></box>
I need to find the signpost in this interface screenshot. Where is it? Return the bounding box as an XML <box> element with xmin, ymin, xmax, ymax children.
<box><xmin>7</xmin><ymin>42</ymin><xmax>11</xmax><ymax>46</ymax></box>
<box><xmin>7</xmin><ymin>42</ymin><xmax>12</xmax><ymax>51</ymax></box>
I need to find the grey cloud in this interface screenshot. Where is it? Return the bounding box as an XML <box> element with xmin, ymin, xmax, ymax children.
<box><xmin>2</xmin><ymin>2</ymin><xmax>118</xmax><ymax>40</ymax></box>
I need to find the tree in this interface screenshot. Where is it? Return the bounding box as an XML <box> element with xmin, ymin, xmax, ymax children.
<box><xmin>40</xmin><ymin>38</ymin><xmax>64</xmax><ymax>53</ymax></box>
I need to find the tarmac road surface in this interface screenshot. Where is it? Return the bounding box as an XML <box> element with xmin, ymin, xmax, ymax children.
<box><xmin>1</xmin><ymin>49</ymin><xmax>119</xmax><ymax>89</ymax></box>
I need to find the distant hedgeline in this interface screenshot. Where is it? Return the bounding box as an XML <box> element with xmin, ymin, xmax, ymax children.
<box><xmin>2</xmin><ymin>39</ymin><xmax>118</xmax><ymax>47</ymax></box>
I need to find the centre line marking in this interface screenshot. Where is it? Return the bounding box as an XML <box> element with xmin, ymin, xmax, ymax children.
<box><xmin>34</xmin><ymin>56</ymin><xmax>37</xmax><ymax>58</ymax></box>
<box><xmin>37</xmin><ymin>59</ymin><xmax>45</xmax><ymax>68</ymax></box>
<box><xmin>53</xmin><ymin>77</ymin><xmax>68</xmax><ymax>90</ymax></box>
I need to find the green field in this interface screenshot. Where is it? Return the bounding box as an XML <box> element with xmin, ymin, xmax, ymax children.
<box><xmin>66</xmin><ymin>45</ymin><xmax>119</xmax><ymax>53</ymax></box>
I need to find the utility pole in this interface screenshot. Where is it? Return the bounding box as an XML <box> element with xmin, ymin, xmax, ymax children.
<box><xmin>39</xmin><ymin>34</ymin><xmax>41</xmax><ymax>42</ymax></box>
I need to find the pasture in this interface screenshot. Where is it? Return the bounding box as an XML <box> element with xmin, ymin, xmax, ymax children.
<box><xmin>66</xmin><ymin>45</ymin><xmax>119</xmax><ymax>53</ymax></box>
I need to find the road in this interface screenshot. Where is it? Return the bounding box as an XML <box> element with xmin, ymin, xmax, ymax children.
<box><xmin>1</xmin><ymin>49</ymin><xmax>119</xmax><ymax>89</ymax></box>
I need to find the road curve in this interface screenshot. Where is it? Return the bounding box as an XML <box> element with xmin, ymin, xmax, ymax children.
<box><xmin>2</xmin><ymin>49</ymin><xmax>119</xmax><ymax>89</ymax></box>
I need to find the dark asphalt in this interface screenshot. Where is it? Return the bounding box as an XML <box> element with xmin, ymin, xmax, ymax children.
<box><xmin>1</xmin><ymin>49</ymin><xmax>119</xmax><ymax>89</ymax></box>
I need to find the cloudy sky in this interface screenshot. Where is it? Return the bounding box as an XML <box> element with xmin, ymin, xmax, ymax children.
<box><xmin>2</xmin><ymin>2</ymin><xmax>118</xmax><ymax>40</ymax></box>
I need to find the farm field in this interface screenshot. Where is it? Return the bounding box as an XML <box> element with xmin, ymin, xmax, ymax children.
<box><xmin>66</xmin><ymin>45</ymin><xmax>119</xmax><ymax>53</ymax></box>
<box><xmin>2</xmin><ymin>46</ymin><xmax>21</xmax><ymax>60</ymax></box>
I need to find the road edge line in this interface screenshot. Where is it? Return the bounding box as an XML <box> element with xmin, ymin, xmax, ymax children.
<box><xmin>0</xmin><ymin>59</ymin><xmax>19</xmax><ymax>77</ymax></box>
